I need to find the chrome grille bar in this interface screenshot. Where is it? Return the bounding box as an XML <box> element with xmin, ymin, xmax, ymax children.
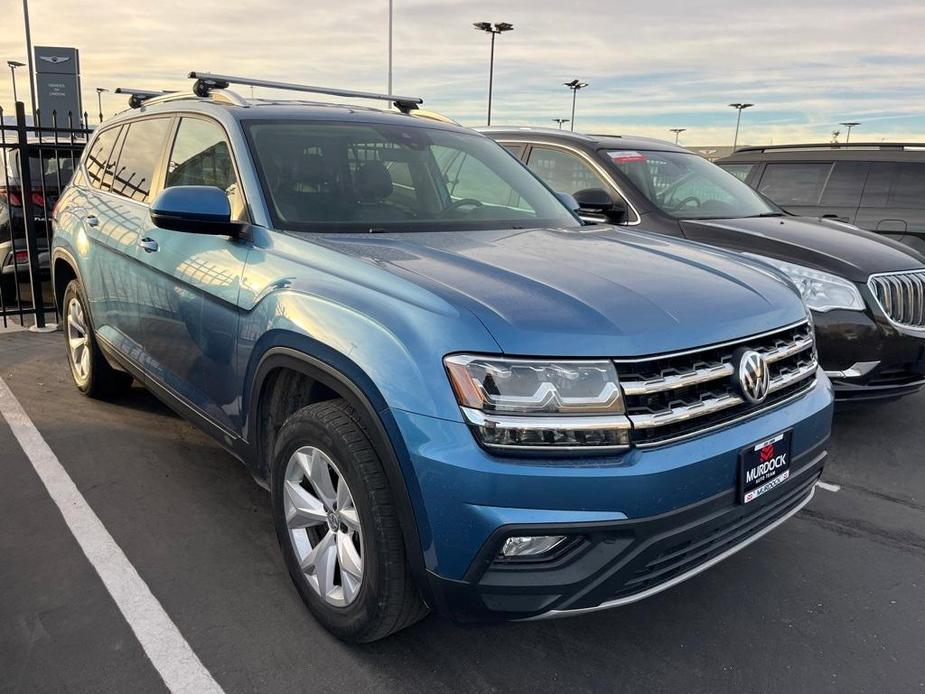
<box><xmin>869</xmin><ymin>270</ymin><xmax>925</xmax><ymax>330</ymax></box>
<box><xmin>628</xmin><ymin>359</ymin><xmax>818</xmax><ymax>430</ymax></box>
<box><xmin>619</xmin><ymin>329</ymin><xmax>814</xmax><ymax>396</ymax></box>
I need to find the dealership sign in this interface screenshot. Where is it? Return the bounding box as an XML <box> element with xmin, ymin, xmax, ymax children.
<box><xmin>34</xmin><ymin>46</ymin><xmax>83</xmax><ymax>127</ymax></box>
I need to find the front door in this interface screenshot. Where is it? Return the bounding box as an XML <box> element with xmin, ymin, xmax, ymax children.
<box><xmin>133</xmin><ymin>116</ymin><xmax>250</xmax><ymax>433</ymax></box>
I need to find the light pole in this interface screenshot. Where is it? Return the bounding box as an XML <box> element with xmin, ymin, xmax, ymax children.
<box><xmin>669</xmin><ymin>127</ymin><xmax>686</xmax><ymax>144</ymax></box>
<box><xmin>22</xmin><ymin>0</ymin><xmax>37</xmax><ymax>116</ymax></box>
<box><xmin>7</xmin><ymin>60</ymin><xmax>25</xmax><ymax>103</ymax></box>
<box><xmin>840</xmin><ymin>121</ymin><xmax>860</xmax><ymax>144</ymax></box>
<box><xmin>95</xmin><ymin>87</ymin><xmax>108</xmax><ymax>123</ymax></box>
<box><xmin>564</xmin><ymin>79</ymin><xmax>588</xmax><ymax>132</ymax></box>
<box><xmin>473</xmin><ymin>21</ymin><xmax>513</xmax><ymax>126</ymax></box>
<box><xmin>729</xmin><ymin>103</ymin><xmax>753</xmax><ymax>150</ymax></box>
<box><xmin>553</xmin><ymin>118</ymin><xmax>569</xmax><ymax>129</ymax></box>
<box><xmin>388</xmin><ymin>0</ymin><xmax>393</xmax><ymax>96</ymax></box>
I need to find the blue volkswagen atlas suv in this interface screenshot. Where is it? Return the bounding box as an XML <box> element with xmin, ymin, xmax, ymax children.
<box><xmin>51</xmin><ymin>73</ymin><xmax>833</xmax><ymax>642</ymax></box>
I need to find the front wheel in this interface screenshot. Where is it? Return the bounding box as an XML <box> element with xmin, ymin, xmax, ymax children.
<box><xmin>271</xmin><ymin>399</ymin><xmax>428</xmax><ymax>642</ymax></box>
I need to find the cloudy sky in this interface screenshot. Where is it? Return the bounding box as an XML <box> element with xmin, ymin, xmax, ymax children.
<box><xmin>1</xmin><ymin>0</ymin><xmax>924</xmax><ymax>145</ymax></box>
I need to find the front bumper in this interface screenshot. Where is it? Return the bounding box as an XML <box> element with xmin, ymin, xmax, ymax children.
<box><xmin>815</xmin><ymin>308</ymin><xmax>925</xmax><ymax>401</ymax></box>
<box><xmin>392</xmin><ymin>374</ymin><xmax>833</xmax><ymax>622</ymax></box>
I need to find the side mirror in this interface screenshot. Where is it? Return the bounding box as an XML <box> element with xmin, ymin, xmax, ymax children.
<box><xmin>150</xmin><ymin>186</ymin><xmax>245</xmax><ymax>236</ymax></box>
<box><xmin>573</xmin><ymin>187</ymin><xmax>628</xmax><ymax>224</ymax></box>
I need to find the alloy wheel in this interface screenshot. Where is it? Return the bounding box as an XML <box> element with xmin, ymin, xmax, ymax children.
<box><xmin>66</xmin><ymin>297</ymin><xmax>90</xmax><ymax>385</ymax></box>
<box><xmin>283</xmin><ymin>446</ymin><xmax>364</xmax><ymax>607</ymax></box>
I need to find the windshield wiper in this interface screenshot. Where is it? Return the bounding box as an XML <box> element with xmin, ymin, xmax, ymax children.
<box><xmin>746</xmin><ymin>212</ymin><xmax>785</xmax><ymax>218</ymax></box>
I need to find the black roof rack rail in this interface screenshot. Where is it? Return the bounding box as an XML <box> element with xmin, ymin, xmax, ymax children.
<box><xmin>114</xmin><ymin>88</ymin><xmax>174</xmax><ymax>109</ymax></box>
<box><xmin>187</xmin><ymin>71</ymin><xmax>424</xmax><ymax>114</ymax></box>
<box><xmin>733</xmin><ymin>142</ymin><xmax>925</xmax><ymax>153</ymax></box>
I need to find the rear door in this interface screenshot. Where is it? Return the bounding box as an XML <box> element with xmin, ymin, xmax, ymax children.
<box><xmin>132</xmin><ymin>115</ymin><xmax>250</xmax><ymax>432</ymax></box>
<box><xmin>855</xmin><ymin>162</ymin><xmax>925</xmax><ymax>253</ymax></box>
<box><xmin>75</xmin><ymin>124</ymin><xmax>146</xmax><ymax>348</ymax></box>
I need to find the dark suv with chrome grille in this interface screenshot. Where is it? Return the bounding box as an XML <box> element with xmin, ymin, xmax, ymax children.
<box><xmin>484</xmin><ymin>127</ymin><xmax>925</xmax><ymax>402</ymax></box>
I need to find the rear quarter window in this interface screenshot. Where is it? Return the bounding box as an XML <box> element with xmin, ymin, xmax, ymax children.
<box><xmin>758</xmin><ymin>162</ymin><xmax>832</xmax><ymax>206</ymax></box>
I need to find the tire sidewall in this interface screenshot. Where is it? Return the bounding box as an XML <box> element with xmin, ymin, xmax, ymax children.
<box><xmin>271</xmin><ymin>408</ymin><xmax>387</xmax><ymax>639</ymax></box>
<box><xmin>62</xmin><ymin>280</ymin><xmax>94</xmax><ymax>393</ymax></box>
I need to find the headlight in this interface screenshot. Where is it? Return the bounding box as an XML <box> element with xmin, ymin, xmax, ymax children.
<box><xmin>743</xmin><ymin>254</ymin><xmax>865</xmax><ymax>312</ymax></box>
<box><xmin>444</xmin><ymin>355</ymin><xmax>630</xmax><ymax>451</ymax></box>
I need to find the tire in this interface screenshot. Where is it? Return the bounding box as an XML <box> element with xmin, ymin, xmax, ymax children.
<box><xmin>271</xmin><ymin>398</ymin><xmax>428</xmax><ymax>642</ymax></box>
<box><xmin>62</xmin><ymin>279</ymin><xmax>133</xmax><ymax>399</ymax></box>
<box><xmin>0</xmin><ymin>274</ymin><xmax>15</xmax><ymax>306</ymax></box>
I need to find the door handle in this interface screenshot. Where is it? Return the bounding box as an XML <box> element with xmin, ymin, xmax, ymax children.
<box><xmin>84</xmin><ymin>215</ymin><xmax>99</xmax><ymax>227</ymax></box>
<box><xmin>139</xmin><ymin>237</ymin><xmax>159</xmax><ymax>253</ymax></box>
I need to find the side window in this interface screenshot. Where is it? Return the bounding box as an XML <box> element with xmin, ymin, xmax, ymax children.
<box><xmin>109</xmin><ymin>118</ymin><xmax>172</xmax><ymax>203</ymax></box>
<box><xmin>860</xmin><ymin>163</ymin><xmax>895</xmax><ymax>208</ymax></box>
<box><xmin>526</xmin><ymin>146</ymin><xmax>607</xmax><ymax>196</ymax></box>
<box><xmin>166</xmin><ymin>118</ymin><xmax>244</xmax><ymax>219</ymax></box>
<box><xmin>84</xmin><ymin>126</ymin><xmax>121</xmax><ymax>190</ymax></box>
<box><xmin>888</xmin><ymin>163</ymin><xmax>925</xmax><ymax>209</ymax></box>
<box><xmin>501</xmin><ymin>143</ymin><xmax>525</xmax><ymax>159</ymax></box>
<box><xmin>758</xmin><ymin>163</ymin><xmax>832</xmax><ymax>206</ymax></box>
<box><xmin>719</xmin><ymin>163</ymin><xmax>754</xmax><ymax>182</ymax></box>
<box><xmin>819</xmin><ymin>162</ymin><xmax>869</xmax><ymax>207</ymax></box>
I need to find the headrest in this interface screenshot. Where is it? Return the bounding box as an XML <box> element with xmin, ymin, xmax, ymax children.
<box><xmin>295</xmin><ymin>154</ymin><xmax>326</xmax><ymax>187</ymax></box>
<box><xmin>356</xmin><ymin>161</ymin><xmax>393</xmax><ymax>202</ymax></box>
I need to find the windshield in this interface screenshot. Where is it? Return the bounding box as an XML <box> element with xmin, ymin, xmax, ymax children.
<box><xmin>601</xmin><ymin>149</ymin><xmax>779</xmax><ymax>220</ymax></box>
<box><xmin>245</xmin><ymin>121</ymin><xmax>580</xmax><ymax>233</ymax></box>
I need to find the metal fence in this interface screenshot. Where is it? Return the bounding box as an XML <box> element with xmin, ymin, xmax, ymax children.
<box><xmin>0</xmin><ymin>101</ymin><xmax>90</xmax><ymax>329</ymax></box>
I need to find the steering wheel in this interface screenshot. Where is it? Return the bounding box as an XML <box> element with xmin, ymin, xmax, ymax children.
<box><xmin>441</xmin><ymin>198</ymin><xmax>484</xmax><ymax>216</ymax></box>
<box><xmin>676</xmin><ymin>196</ymin><xmax>702</xmax><ymax>209</ymax></box>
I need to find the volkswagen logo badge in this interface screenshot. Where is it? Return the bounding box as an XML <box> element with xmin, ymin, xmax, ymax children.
<box><xmin>734</xmin><ymin>349</ymin><xmax>770</xmax><ymax>405</ymax></box>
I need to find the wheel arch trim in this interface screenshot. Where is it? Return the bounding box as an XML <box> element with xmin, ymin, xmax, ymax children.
<box><xmin>247</xmin><ymin>343</ymin><xmax>434</xmax><ymax>604</ymax></box>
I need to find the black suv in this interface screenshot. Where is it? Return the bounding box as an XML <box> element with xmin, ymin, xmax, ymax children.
<box><xmin>716</xmin><ymin>143</ymin><xmax>925</xmax><ymax>254</ymax></box>
<box><xmin>482</xmin><ymin>127</ymin><xmax>925</xmax><ymax>402</ymax></box>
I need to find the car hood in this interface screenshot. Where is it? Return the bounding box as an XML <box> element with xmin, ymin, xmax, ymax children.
<box><xmin>311</xmin><ymin>226</ymin><xmax>805</xmax><ymax>357</ymax></box>
<box><xmin>680</xmin><ymin>216</ymin><xmax>925</xmax><ymax>283</ymax></box>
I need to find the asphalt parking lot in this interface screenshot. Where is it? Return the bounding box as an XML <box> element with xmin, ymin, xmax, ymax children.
<box><xmin>1</xmin><ymin>330</ymin><xmax>923</xmax><ymax>694</ymax></box>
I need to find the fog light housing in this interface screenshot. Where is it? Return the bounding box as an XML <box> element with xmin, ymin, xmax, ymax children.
<box><xmin>500</xmin><ymin>535</ymin><xmax>568</xmax><ymax>559</ymax></box>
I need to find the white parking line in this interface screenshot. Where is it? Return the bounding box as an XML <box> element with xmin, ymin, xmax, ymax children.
<box><xmin>0</xmin><ymin>377</ymin><xmax>224</xmax><ymax>694</ymax></box>
<box><xmin>816</xmin><ymin>481</ymin><xmax>841</xmax><ymax>493</ymax></box>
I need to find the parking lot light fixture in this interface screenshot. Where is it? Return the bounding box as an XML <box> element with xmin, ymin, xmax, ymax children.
<box><xmin>669</xmin><ymin>127</ymin><xmax>687</xmax><ymax>144</ymax></box>
<box><xmin>729</xmin><ymin>103</ymin><xmax>754</xmax><ymax>150</ymax></box>
<box><xmin>95</xmin><ymin>87</ymin><xmax>109</xmax><ymax>123</ymax></box>
<box><xmin>564</xmin><ymin>80</ymin><xmax>589</xmax><ymax>131</ymax></box>
<box><xmin>840</xmin><ymin>122</ymin><xmax>861</xmax><ymax>144</ymax></box>
<box><xmin>7</xmin><ymin>60</ymin><xmax>25</xmax><ymax>103</ymax></box>
<box><xmin>473</xmin><ymin>21</ymin><xmax>514</xmax><ymax>126</ymax></box>
<box><xmin>553</xmin><ymin>118</ymin><xmax>569</xmax><ymax>129</ymax></box>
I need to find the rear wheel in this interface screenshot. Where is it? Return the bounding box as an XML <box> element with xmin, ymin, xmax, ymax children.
<box><xmin>271</xmin><ymin>398</ymin><xmax>428</xmax><ymax>642</ymax></box>
<box><xmin>62</xmin><ymin>279</ymin><xmax>133</xmax><ymax>398</ymax></box>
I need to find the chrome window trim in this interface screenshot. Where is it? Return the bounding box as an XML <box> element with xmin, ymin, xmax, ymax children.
<box><xmin>495</xmin><ymin>138</ymin><xmax>643</xmax><ymax>226</ymax></box>
<box><xmin>868</xmin><ymin>270</ymin><xmax>925</xmax><ymax>332</ymax></box>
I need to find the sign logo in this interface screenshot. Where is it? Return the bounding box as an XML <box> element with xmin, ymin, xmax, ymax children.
<box><xmin>735</xmin><ymin>349</ymin><xmax>771</xmax><ymax>405</ymax></box>
<box><xmin>759</xmin><ymin>443</ymin><xmax>775</xmax><ymax>463</ymax></box>
<box><xmin>39</xmin><ymin>55</ymin><xmax>71</xmax><ymax>64</ymax></box>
